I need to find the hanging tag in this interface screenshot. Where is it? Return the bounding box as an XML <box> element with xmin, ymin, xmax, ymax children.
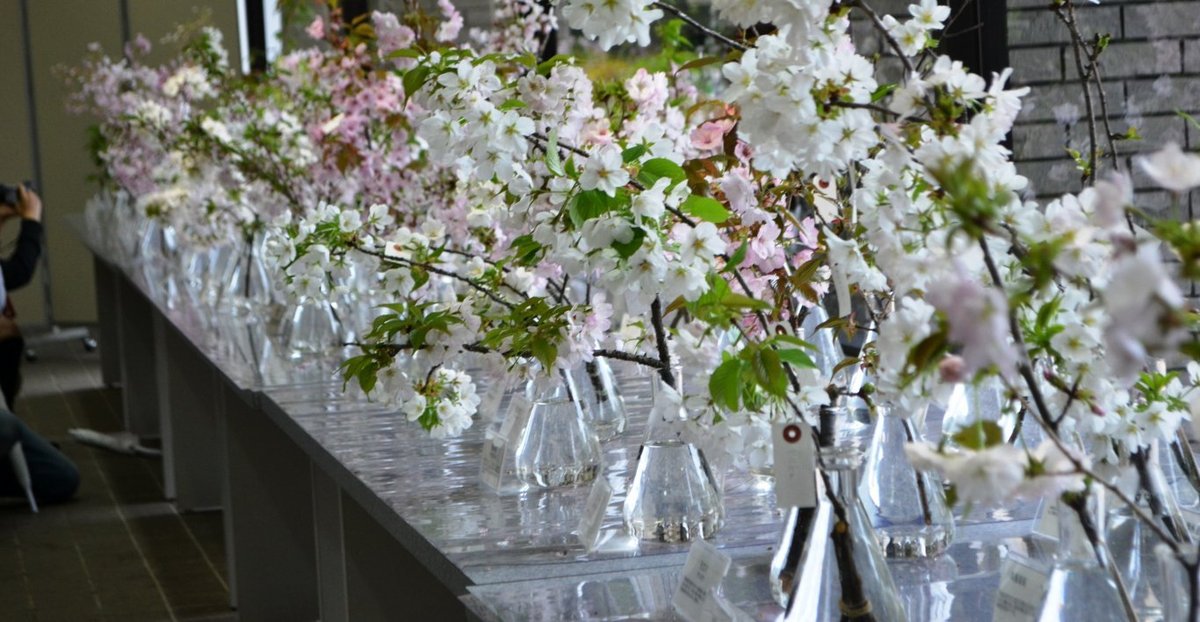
<box><xmin>993</xmin><ymin>553</ymin><xmax>1050</xmax><ymax>622</ymax></box>
<box><xmin>772</xmin><ymin>422</ymin><xmax>818</xmax><ymax>509</ymax></box>
<box><xmin>577</xmin><ymin>476</ymin><xmax>613</xmax><ymax>552</ymax></box>
<box><xmin>479</xmin><ymin>438</ymin><xmax>506</xmax><ymax>490</ymax></box>
<box><xmin>1032</xmin><ymin>498</ymin><xmax>1060</xmax><ymax>541</ymax></box>
<box><xmin>499</xmin><ymin>395</ymin><xmax>532</xmax><ymax>446</ymax></box>
<box><xmin>672</xmin><ymin>540</ymin><xmax>733</xmax><ymax>622</ymax></box>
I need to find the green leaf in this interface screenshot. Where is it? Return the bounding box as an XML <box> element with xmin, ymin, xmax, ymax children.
<box><xmin>773</xmin><ymin>334</ymin><xmax>816</xmax><ymax>350</ymax></box>
<box><xmin>709</xmin><ymin>357</ymin><xmax>744</xmax><ymax>411</ymax></box>
<box><xmin>530</xmin><ymin>338</ymin><xmax>557</xmax><ymax>370</ymax></box>
<box><xmin>499</xmin><ymin>98</ymin><xmax>527</xmax><ymax>110</ymax></box>
<box><xmin>753</xmin><ymin>348</ymin><xmax>789</xmax><ymax>397</ymax></box>
<box><xmin>723</xmin><ymin>241</ymin><xmax>747</xmax><ymax>273</ymax></box>
<box><xmin>622</xmin><ymin>144</ymin><xmax>648</xmax><ymax>163</ymax></box>
<box><xmin>681</xmin><ymin>195</ymin><xmax>731</xmax><ymax>224</ymax></box>
<box><xmin>567</xmin><ymin>190</ymin><xmax>611</xmax><ymax>228</ymax></box>
<box><xmin>674</xmin><ymin>55</ymin><xmax>723</xmax><ymax>75</ymax></box>
<box><xmin>952</xmin><ymin>420</ymin><xmax>1004</xmax><ymax>450</ymax></box>
<box><xmin>537</xmin><ymin>54</ymin><xmax>573</xmax><ymax>75</ymax></box>
<box><xmin>545</xmin><ymin>128</ymin><xmax>564</xmax><ymax>176</ymax></box>
<box><xmin>777</xmin><ymin>348</ymin><xmax>817</xmax><ymax>369</ymax></box>
<box><xmin>402</xmin><ymin>66</ymin><xmax>431</xmax><ymax>101</ymax></box>
<box><xmin>871</xmin><ymin>83</ymin><xmax>897</xmax><ymax>103</ymax></box>
<box><xmin>509</xmin><ymin>234</ymin><xmax>543</xmax><ymax>265</ymax></box>
<box><xmin>720</xmin><ymin>293</ymin><xmax>771</xmax><ymax>311</ymax></box>
<box><xmin>612</xmin><ymin>227</ymin><xmax>646</xmax><ymax>259</ymax></box>
<box><xmin>637</xmin><ymin>158</ymin><xmax>686</xmax><ymax>188</ymax></box>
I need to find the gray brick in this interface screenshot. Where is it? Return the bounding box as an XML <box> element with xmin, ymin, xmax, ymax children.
<box><xmin>1008</xmin><ymin>6</ymin><xmax>1120</xmax><ymax>47</ymax></box>
<box><xmin>1016</xmin><ymin>158</ymin><xmax>1084</xmax><ymax>198</ymax></box>
<box><xmin>1012</xmin><ymin>121</ymin><xmax>1087</xmax><ymax>160</ymax></box>
<box><xmin>1113</xmin><ymin>115</ymin><xmax>1188</xmax><ymax>158</ymax></box>
<box><xmin>1010</xmin><ymin>46</ymin><xmax>1063</xmax><ymax>83</ymax></box>
<box><xmin>1099</xmin><ymin>40</ymin><xmax>1183</xmax><ymax>79</ymax></box>
<box><xmin>1186</xmin><ymin>39</ymin><xmax>1200</xmax><ymax>72</ymax></box>
<box><xmin>1126</xmin><ymin>3</ymin><xmax>1200</xmax><ymax>40</ymax></box>
<box><xmin>1018</xmin><ymin>80</ymin><xmax>1125</xmax><ymax>122</ymax></box>
<box><xmin>1125</xmin><ymin>77</ymin><xmax>1200</xmax><ymax>116</ymax></box>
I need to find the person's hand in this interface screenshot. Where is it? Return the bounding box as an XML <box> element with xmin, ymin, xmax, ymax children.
<box><xmin>17</xmin><ymin>185</ymin><xmax>42</xmax><ymax>223</ymax></box>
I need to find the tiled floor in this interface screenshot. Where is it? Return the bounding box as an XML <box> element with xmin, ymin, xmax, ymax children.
<box><xmin>0</xmin><ymin>340</ymin><xmax>232</xmax><ymax>621</ymax></box>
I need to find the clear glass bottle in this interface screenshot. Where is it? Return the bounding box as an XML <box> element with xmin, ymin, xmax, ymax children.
<box><xmin>513</xmin><ymin>376</ymin><xmax>603</xmax><ymax>488</ymax></box>
<box><xmin>1161</xmin><ymin>429</ymin><xmax>1200</xmax><ymax>517</ymax></box>
<box><xmin>1037</xmin><ymin>498</ymin><xmax>1131</xmax><ymax>622</ymax></box>
<box><xmin>220</xmin><ymin>231</ymin><xmax>276</xmax><ymax>315</ymax></box>
<box><xmin>1108</xmin><ymin>441</ymin><xmax>1195</xmax><ymax>620</ymax></box>
<box><xmin>772</xmin><ymin>408</ymin><xmax>902</xmax><ymax>619</ymax></box>
<box><xmin>280</xmin><ymin>297</ymin><xmax>341</xmax><ymax>358</ymax></box>
<box><xmin>572</xmin><ymin>358</ymin><xmax>628</xmax><ymax>441</ymax></box>
<box><xmin>862</xmin><ymin>405</ymin><xmax>955</xmax><ymax>559</ymax></box>
<box><xmin>623</xmin><ymin>374</ymin><xmax>723</xmax><ymax>543</ymax></box>
<box><xmin>1159</xmin><ymin>544</ymin><xmax>1200</xmax><ymax>622</ymax></box>
<box><xmin>770</xmin><ymin>477</ymin><xmax>834</xmax><ymax>608</ymax></box>
<box><xmin>820</xmin><ymin>444</ymin><xmax>912</xmax><ymax>622</ymax></box>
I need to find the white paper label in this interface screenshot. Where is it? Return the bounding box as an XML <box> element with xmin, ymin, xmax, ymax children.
<box><xmin>672</xmin><ymin>540</ymin><xmax>732</xmax><ymax>622</ymax></box>
<box><xmin>480</xmin><ymin>438</ymin><xmax>506</xmax><ymax>490</ymax></box>
<box><xmin>499</xmin><ymin>395</ymin><xmax>532</xmax><ymax>446</ymax></box>
<box><xmin>577</xmin><ymin>477</ymin><xmax>613</xmax><ymax>551</ymax></box>
<box><xmin>1032</xmin><ymin>498</ymin><xmax>1060</xmax><ymax>541</ymax></box>
<box><xmin>993</xmin><ymin>554</ymin><xmax>1049</xmax><ymax>622</ymax></box>
<box><xmin>772</xmin><ymin>421</ymin><xmax>818</xmax><ymax>509</ymax></box>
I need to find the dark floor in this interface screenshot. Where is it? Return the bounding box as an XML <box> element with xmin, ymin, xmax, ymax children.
<box><xmin>0</xmin><ymin>341</ymin><xmax>232</xmax><ymax>621</ymax></box>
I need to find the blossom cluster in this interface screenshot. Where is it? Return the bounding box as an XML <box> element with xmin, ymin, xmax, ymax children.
<box><xmin>70</xmin><ymin>0</ymin><xmax>1200</xmax><ymax>543</ymax></box>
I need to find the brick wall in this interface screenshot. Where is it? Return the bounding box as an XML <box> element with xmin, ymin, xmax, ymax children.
<box><xmin>1008</xmin><ymin>0</ymin><xmax>1200</xmax><ymax>226</ymax></box>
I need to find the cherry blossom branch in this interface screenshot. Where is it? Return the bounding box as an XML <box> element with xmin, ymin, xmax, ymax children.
<box><xmin>651</xmin><ymin>295</ymin><xmax>677</xmax><ymax>387</ymax></box>
<box><xmin>650</xmin><ymin>2</ymin><xmax>748</xmax><ymax>52</ymax></box>
<box><xmin>1055</xmin><ymin>0</ymin><xmax>1121</xmax><ymax>174</ymax></box>
<box><xmin>848</xmin><ymin>0</ymin><xmax>916</xmax><ymax>77</ymax></box>
<box><xmin>978</xmin><ymin>237</ymin><xmax>1058</xmax><ymax>432</ymax></box>
<box><xmin>353</xmin><ymin>245</ymin><xmax>519</xmax><ymax>310</ymax></box>
<box><xmin>1053</xmin><ymin>2</ymin><xmax>1099</xmax><ymax>183</ymax></box>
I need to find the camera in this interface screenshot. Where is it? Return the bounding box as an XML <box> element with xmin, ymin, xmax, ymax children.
<box><xmin>0</xmin><ymin>181</ymin><xmax>35</xmax><ymax>207</ymax></box>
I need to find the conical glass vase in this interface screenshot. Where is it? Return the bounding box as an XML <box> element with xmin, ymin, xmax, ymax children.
<box><xmin>1161</xmin><ymin>429</ymin><xmax>1200</xmax><ymax>519</ymax></box>
<box><xmin>280</xmin><ymin>297</ymin><xmax>342</xmax><ymax>358</ymax></box>
<box><xmin>1037</xmin><ymin>499</ymin><xmax>1131</xmax><ymax>622</ymax></box>
<box><xmin>512</xmin><ymin>378</ymin><xmax>603</xmax><ymax>489</ymax></box>
<box><xmin>862</xmin><ymin>407</ymin><xmax>955</xmax><ymax>559</ymax></box>
<box><xmin>623</xmin><ymin>375</ymin><xmax>723</xmax><ymax>543</ymax></box>
<box><xmin>220</xmin><ymin>232</ymin><xmax>276</xmax><ymax>316</ymax></box>
<box><xmin>770</xmin><ymin>478</ymin><xmax>834</xmax><ymax>608</ymax></box>
<box><xmin>572</xmin><ymin>358</ymin><xmax>628</xmax><ymax>441</ymax></box>
<box><xmin>1108</xmin><ymin>441</ymin><xmax>1196</xmax><ymax>620</ymax></box>
<box><xmin>783</xmin><ymin>443</ymin><xmax>908</xmax><ymax>622</ymax></box>
<box><xmin>1159</xmin><ymin>544</ymin><xmax>1200</xmax><ymax>622</ymax></box>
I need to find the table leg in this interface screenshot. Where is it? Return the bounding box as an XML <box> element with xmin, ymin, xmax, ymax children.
<box><xmin>222</xmin><ymin>385</ymin><xmax>319</xmax><ymax>620</ymax></box>
<box><xmin>157</xmin><ymin>323</ymin><xmax>224</xmax><ymax>511</ymax></box>
<box><xmin>115</xmin><ymin>277</ymin><xmax>160</xmax><ymax>438</ymax></box>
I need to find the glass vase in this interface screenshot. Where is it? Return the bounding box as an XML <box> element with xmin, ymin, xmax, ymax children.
<box><xmin>622</xmin><ymin>374</ymin><xmax>723</xmax><ymax>543</ymax></box>
<box><xmin>572</xmin><ymin>358</ymin><xmax>628</xmax><ymax>441</ymax></box>
<box><xmin>770</xmin><ymin>479</ymin><xmax>834</xmax><ymax>608</ymax></box>
<box><xmin>1108</xmin><ymin>441</ymin><xmax>1196</xmax><ymax>620</ymax></box>
<box><xmin>1037</xmin><ymin>498</ymin><xmax>1132</xmax><ymax>622</ymax></box>
<box><xmin>280</xmin><ymin>297</ymin><xmax>342</xmax><ymax>358</ymax></box>
<box><xmin>862</xmin><ymin>406</ymin><xmax>956</xmax><ymax>559</ymax></box>
<box><xmin>220</xmin><ymin>231</ymin><xmax>276</xmax><ymax>316</ymax></box>
<box><xmin>1159</xmin><ymin>544</ymin><xmax>1200</xmax><ymax>622</ymax></box>
<box><xmin>512</xmin><ymin>379</ymin><xmax>603</xmax><ymax>489</ymax></box>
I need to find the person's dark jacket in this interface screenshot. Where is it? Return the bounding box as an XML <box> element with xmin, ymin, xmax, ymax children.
<box><xmin>2</xmin><ymin>219</ymin><xmax>42</xmax><ymax>291</ymax></box>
